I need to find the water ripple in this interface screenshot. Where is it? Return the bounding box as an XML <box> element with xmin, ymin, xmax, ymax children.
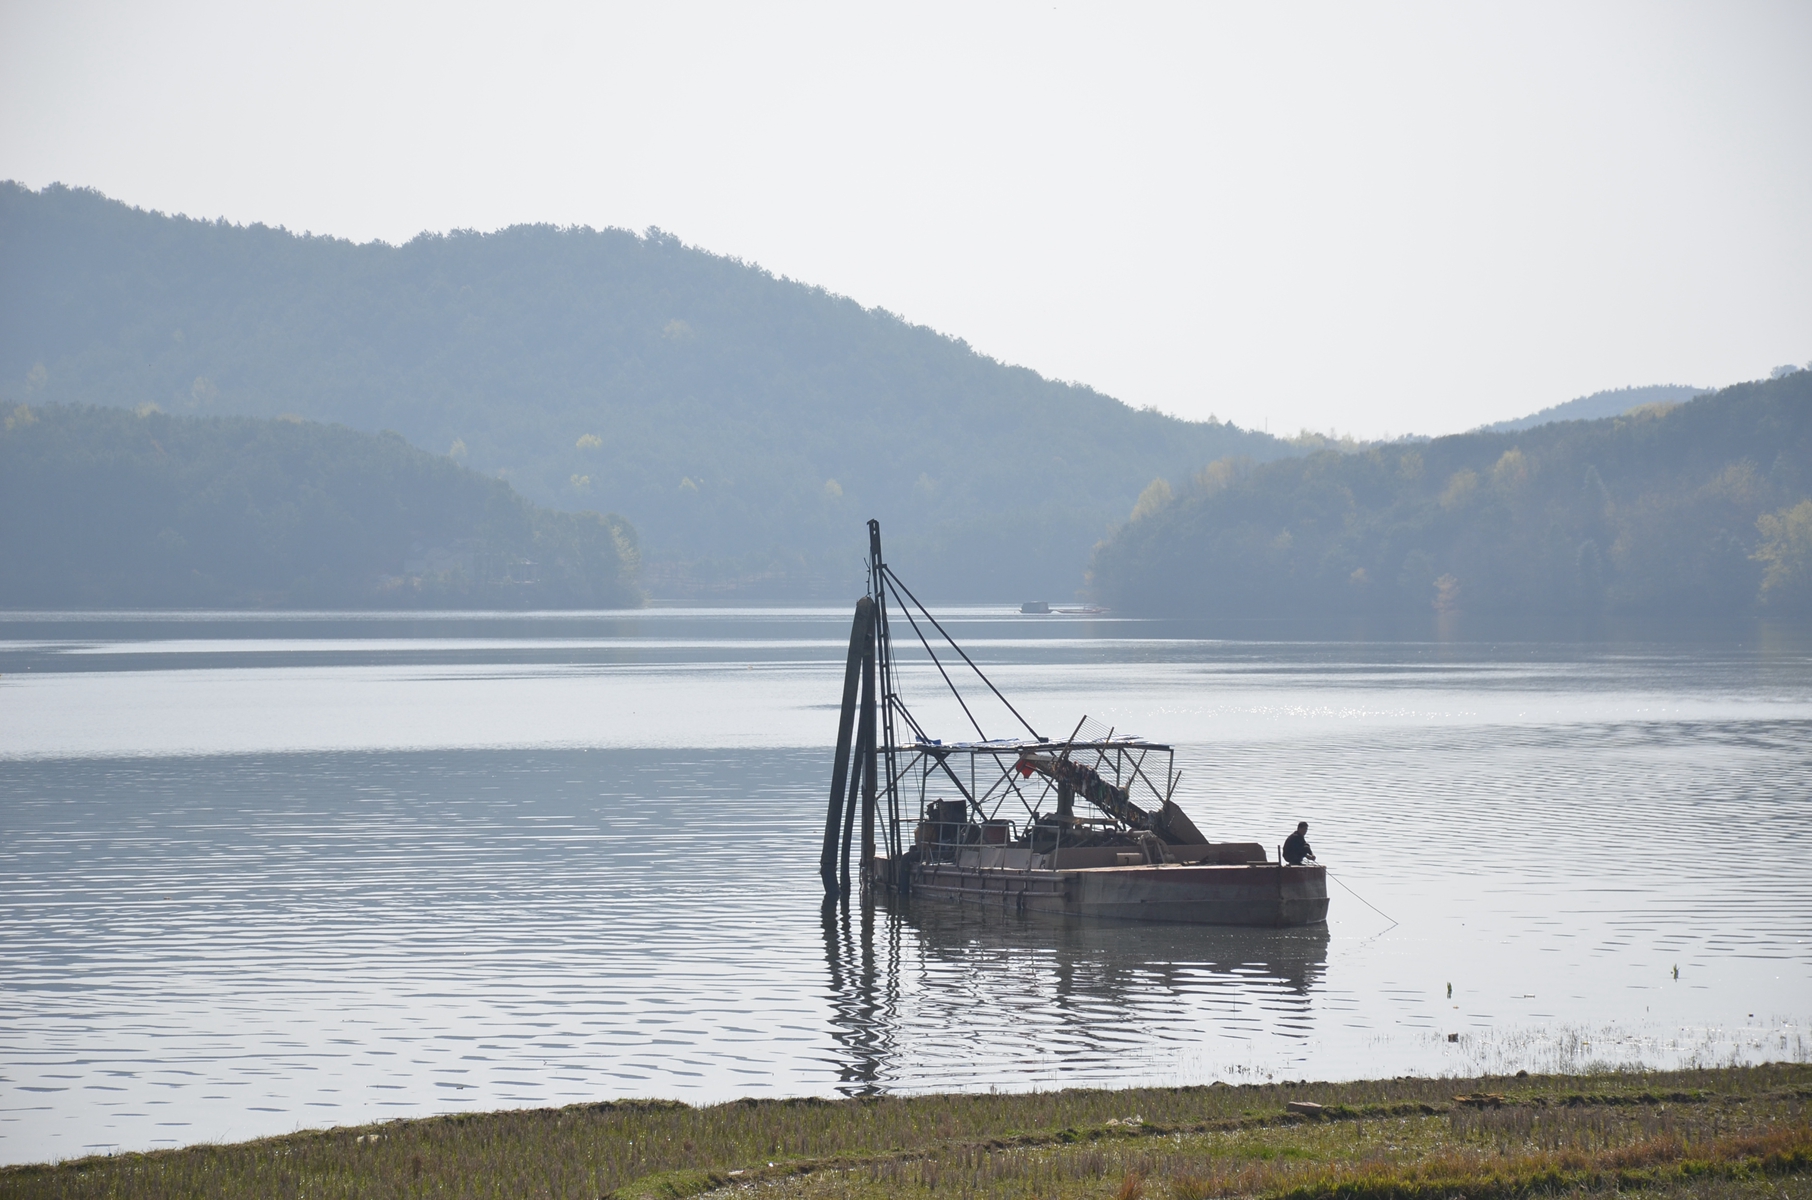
<box><xmin>0</xmin><ymin>616</ymin><xmax>1808</xmax><ymax>1164</ymax></box>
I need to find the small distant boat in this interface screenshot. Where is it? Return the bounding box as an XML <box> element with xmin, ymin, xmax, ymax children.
<box><xmin>820</xmin><ymin>521</ymin><xmax>1328</xmax><ymax>928</ymax></box>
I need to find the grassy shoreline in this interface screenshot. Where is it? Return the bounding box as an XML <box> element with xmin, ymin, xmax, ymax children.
<box><xmin>4</xmin><ymin>1064</ymin><xmax>1807</xmax><ymax>1200</ymax></box>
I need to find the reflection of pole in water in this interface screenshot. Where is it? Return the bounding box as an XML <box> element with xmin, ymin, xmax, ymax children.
<box><xmin>819</xmin><ymin>893</ymin><xmax>898</xmax><ymax>1093</ymax></box>
<box><xmin>820</xmin><ymin>895</ymin><xmax>845</xmax><ymax>991</ymax></box>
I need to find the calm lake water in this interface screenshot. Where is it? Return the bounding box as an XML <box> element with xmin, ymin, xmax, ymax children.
<box><xmin>1</xmin><ymin>608</ymin><xmax>1809</xmax><ymax>1165</ymax></box>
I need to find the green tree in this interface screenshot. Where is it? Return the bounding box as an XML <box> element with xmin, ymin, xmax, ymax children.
<box><xmin>1754</xmin><ymin>499</ymin><xmax>1812</xmax><ymax>612</ymax></box>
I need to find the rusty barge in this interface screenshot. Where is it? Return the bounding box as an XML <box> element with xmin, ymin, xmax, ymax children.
<box><xmin>820</xmin><ymin>521</ymin><xmax>1328</xmax><ymax>928</ymax></box>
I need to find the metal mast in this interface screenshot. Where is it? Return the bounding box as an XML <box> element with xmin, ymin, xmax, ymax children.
<box><xmin>867</xmin><ymin>520</ymin><xmax>904</xmax><ymax>880</ymax></box>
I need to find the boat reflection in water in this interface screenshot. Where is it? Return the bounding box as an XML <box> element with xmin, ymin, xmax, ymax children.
<box><xmin>818</xmin><ymin>896</ymin><xmax>1331</xmax><ymax>1095</ymax></box>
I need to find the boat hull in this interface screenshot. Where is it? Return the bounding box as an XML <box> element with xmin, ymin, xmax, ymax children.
<box><xmin>898</xmin><ymin>859</ymin><xmax>1329</xmax><ymax>928</ymax></box>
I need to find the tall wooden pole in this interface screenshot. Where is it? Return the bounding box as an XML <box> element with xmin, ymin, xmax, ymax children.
<box><xmin>839</xmin><ymin>716</ymin><xmax>863</xmax><ymax>893</ymax></box>
<box><xmin>858</xmin><ymin>625</ymin><xmax>877</xmax><ymax>886</ymax></box>
<box><xmin>821</xmin><ymin>597</ymin><xmax>873</xmax><ymax>895</ymax></box>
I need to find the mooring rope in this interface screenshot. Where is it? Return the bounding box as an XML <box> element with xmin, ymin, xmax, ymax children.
<box><xmin>1326</xmin><ymin>869</ymin><xmax>1400</xmax><ymax>931</ymax></box>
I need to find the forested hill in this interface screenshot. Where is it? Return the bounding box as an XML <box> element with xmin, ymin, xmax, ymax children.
<box><xmin>1088</xmin><ymin>372</ymin><xmax>1812</xmax><ymax>629</ymax></box>
<box><xmin>0</xmin><ymin>183</ymin><xmax>1293</xmax><ymax>600</ymax></box>
<box><xmin>0</xmin><ymin>404</ymin><xmax>642</xmax><ymax>609</ymax></box>
<box><xmin>1481</xmin><ymin>383</ymin><xmax>1708</xmax><ymax>433</ymax></box>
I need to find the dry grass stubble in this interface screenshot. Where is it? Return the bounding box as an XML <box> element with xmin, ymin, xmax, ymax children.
<box><xmin>1</xmin><ymin>1064</ymin><xmax>1805</xmax><ymax>1200</ymax></box>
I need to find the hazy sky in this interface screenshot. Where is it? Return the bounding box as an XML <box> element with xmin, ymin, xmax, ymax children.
<box><xmin>3</xmin><ymin>1</ymin><xmax>1808</xmax><ymax>437</ymax></box>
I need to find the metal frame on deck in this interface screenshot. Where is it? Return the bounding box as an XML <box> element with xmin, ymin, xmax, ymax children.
<box><xmin>820</xmin><ymin>521</ymin><xmax>1182</xmax><ymax>898</ymax></box>
<box><xmin>881</xmin><ymin>735</ymin><xmax>1180</xmax><ymax>852</ymax></box>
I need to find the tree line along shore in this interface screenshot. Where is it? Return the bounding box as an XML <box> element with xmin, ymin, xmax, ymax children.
<box><xmin>0</xmin><ymin>402</ymin><xmax>643</xmax><ymax>609</ymax></box>
<box><xmin>1089</xmin><ymin>372</ymin><xmax>1812</xmax><ymax>630</ymax></box>
<box><xmin>3</xmin><ymin>1063</ymin><xmax>1806</xmax><ymax>1200</ymax></box>
<box><xmin>5</xmin><ymin>371</ymin><xmax>1808</xmax><ymax>624</ymax></box>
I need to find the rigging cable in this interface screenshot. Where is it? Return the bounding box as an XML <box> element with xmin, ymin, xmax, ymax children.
<box><xmin>881</xmin><ymin>566</ymin><xmax>1044</xmax><ymax>742</ymax></box>
<box><xmin>887</xmin><ymin>692</ymin><xmax>929</xmax><ymax>742</ymax></box>
<box><xmin>882</xmin><ymin>573</ymin><xmax>988</xmax><ymax>742</ymax></box>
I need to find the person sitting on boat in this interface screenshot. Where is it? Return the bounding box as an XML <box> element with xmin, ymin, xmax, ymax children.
<box><xmin>1283</xmin><ymin>821</ymin><xmax>1316</xmax><ymax>865</ymax></box>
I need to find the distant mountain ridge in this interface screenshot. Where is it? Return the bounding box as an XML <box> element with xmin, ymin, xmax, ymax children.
<box><xmin>1481</xmin><ymin>383</ymin><xmax>1709</xmax><ymax>433</ymax></box>
<box><xmin>0</xmin><ymin>182</ymin><xmax>1296</xmax><ymax>600</ymax></box>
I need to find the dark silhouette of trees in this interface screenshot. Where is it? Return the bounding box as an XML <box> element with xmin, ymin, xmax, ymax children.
<box><xmin>0</xmin><ymin>404</ymin><xmax>641</xmax><ymax>609</ymax></box>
